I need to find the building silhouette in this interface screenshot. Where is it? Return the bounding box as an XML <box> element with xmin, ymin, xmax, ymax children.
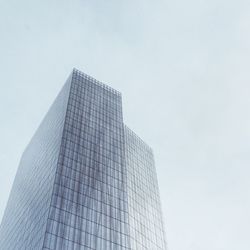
<box><xmin>0</xmin><ymin>69</ymin><xmax>167</xmax><ymax>250</ymax></box>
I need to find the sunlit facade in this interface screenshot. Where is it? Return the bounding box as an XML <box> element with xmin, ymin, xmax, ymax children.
<box><xmin>0</xmin><ymin>69</ymin><xmax>167</xmax><ymax>250</ymax></box>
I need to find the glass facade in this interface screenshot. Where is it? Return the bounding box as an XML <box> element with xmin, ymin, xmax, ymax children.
<box><xmin>0</xmin><ymin>74</ymin><xmax>72</xmax><ymax>250</ymax></box>
<box><xmin>124</xmin><ymin>126</ymin><xmax>167</xmax><ymax>250</ymax></box>
<box><xmin>0</xmin><ymin>69</ymin><xmax>167</xmax><ymax>250</ymax></box>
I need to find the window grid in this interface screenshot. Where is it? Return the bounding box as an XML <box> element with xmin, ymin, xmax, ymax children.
<box><xmin>0</xmin><ymin>69</ymin><xmax>167</xmax><ymax>250</ymax></box>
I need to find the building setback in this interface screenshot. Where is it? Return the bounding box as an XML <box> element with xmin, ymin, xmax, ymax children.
<box><xmin>0</xmin><ymin>69</ymin><xmax>167</xmax><ymax>250</ymax></box>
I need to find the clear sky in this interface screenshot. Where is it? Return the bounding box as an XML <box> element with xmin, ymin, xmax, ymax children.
<box><xmin>0</xmin><ymin>0</ymin><xmax>250</xmax><ymax>249</ymax></box>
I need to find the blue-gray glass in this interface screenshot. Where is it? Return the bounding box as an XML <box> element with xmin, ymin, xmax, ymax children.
<box><xmin>0</xmin><ymin>74</ymin><xmax>72</xmax><ymax>249</ymax></box>
<box><xmin>0</xmin><ymin>69</ymin><xmax>167</xmax><ymax>250</ymax></box>
<box><xmin>124</xmin><ymin>126</ymin><xmax>167</xmax><ymax>249</ymax></box>
<box><xmin>43</xmin><ymin>70</ymin><xmax>131</xmax><ymax>250</ymax></box>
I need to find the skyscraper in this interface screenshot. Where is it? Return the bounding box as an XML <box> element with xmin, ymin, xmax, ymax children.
<box><xmin>0</xmin><ymin>69</ymin><xmax>167</xmax><ymax>250</ymax></box>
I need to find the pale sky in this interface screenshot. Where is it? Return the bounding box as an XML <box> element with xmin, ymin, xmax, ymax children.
<box><xmin>1</xmin><ymin>0</ymin><xmax>250</xmax><ymax>249</ymax></box>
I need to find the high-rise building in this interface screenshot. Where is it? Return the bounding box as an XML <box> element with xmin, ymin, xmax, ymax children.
<box><xmin>0</xmin><ymin>69</ymin><xmax>167</xmax><ymax>250</ymax></box>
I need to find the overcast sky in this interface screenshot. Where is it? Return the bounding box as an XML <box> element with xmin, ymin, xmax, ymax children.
<box><xmin>1</xmin><ymin>0</ymin><xmax>250</xmax><ymax>249</ymax></box>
